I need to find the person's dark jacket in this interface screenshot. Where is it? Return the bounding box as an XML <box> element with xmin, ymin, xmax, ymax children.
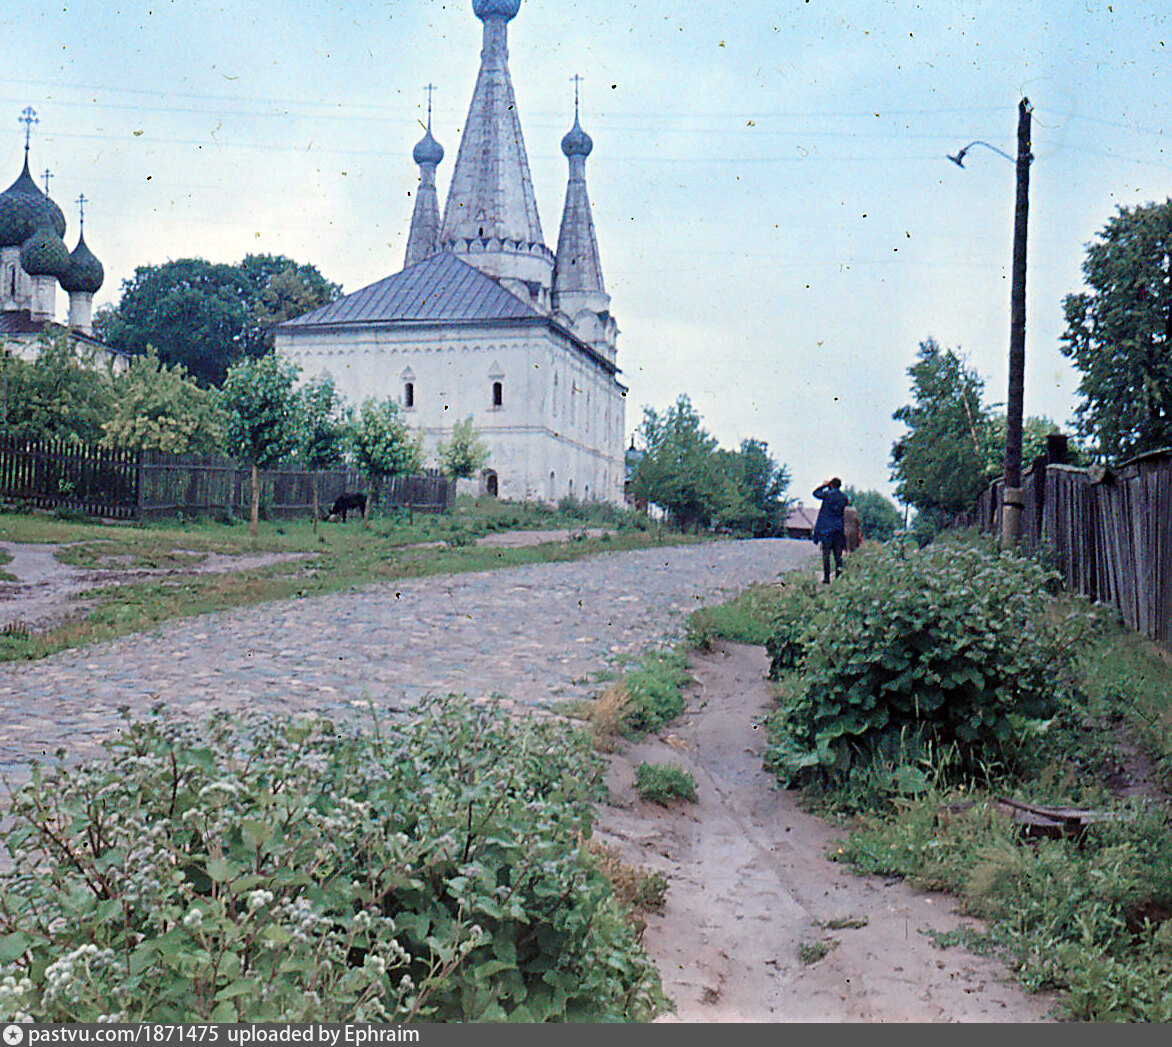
<box><xmin>811</xmin><ymin>484</ymin><xmax>848</xmax><ymax>543</ymax></box>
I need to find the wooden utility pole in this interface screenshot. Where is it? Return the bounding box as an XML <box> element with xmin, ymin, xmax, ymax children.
<box><xmin>1001</xmin><ymin>97</ymin><xmax>1033</xmax><ymax>547</ymax></box>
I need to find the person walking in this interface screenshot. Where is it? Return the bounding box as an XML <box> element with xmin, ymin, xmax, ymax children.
<box><xmin>812</xmin><ymin>477</ymin><xmax>849</xmax><ymax>583</ymax></box>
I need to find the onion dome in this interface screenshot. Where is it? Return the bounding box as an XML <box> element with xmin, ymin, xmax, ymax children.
<box><xmin>473</xmin><ymin>0</ymin><xmax>521</xmax><ymax>21</ymax></box>
<box><xmin>60</xmin><ymin>231</ymin><xmax>104</xmax><ymax>293</ymax></box>
<box><xmin>561</xmin><ymin>115</ymin><xmax>593</xmax><ymax>159</ymax></box>
<box><xmin>20</xmin><ymin>223</ymin><xmax>72</xmax><ymax>279</ymax></box>
<box><xmin>0</xmin><ymin>158</ymin><xmax>66</xmax><ymax>247</ymax></box>
<box><xmin>413</xmin><ymin>127</ymin><xmax>445</xmax><ymax>166</ymax></box>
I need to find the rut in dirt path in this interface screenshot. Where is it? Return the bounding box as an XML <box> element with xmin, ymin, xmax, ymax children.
<box><xmin>597</xmin><ymin>641</ymin><xmax>1057</xmax><ymax>1023</ymax></box>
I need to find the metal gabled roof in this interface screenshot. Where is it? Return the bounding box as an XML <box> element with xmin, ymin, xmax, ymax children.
<box><xmin>280</xmin><ymin>250</ymin><xmax>541</xmax><ymax>329</ymax></box>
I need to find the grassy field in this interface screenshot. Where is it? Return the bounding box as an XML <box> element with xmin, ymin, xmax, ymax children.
<box><xmin>0</xmin><ymin>497</ymin><xmax>696</xmax><ymax>663</ymax></box>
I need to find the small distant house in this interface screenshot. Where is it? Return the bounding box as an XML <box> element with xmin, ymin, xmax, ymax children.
<box><xmin>785</xmin><ymin>504</ymin><xmax>817</xmax><ymax>540</ymax></box>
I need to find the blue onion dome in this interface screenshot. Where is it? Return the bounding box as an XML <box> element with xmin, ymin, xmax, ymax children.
<box><xmin>561</xmin><ymin>116</ymin><xmax>593</xmax><ymax>159</ymax></box>
<box><xmin>412</xmin><ymin>127</ymin><xmax>444</xmax><ymax>166</ymax></box>
<box><xmin>60</xmin><ymin>232</ymin><xmax>104</xmax><ymax>293</ymax></box>
<box><xmin>19</xmin><ymin>223</ymin><xmax>72</xmax><ymax>279</ymax></box>
<box><xmin>473</xmin><ymin>0</ymin><xmax>521</xmax><ymax>21</ymax></box>
<box><xmin>0</xmin><ymin>158</ymin><xmax>65</xmax><ymax>246</ymax></box>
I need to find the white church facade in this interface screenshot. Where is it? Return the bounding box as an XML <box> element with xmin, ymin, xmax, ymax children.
<box><xmin>276</xmin><ymin>0</ymin><xmax>626</xmax><ymax>505</ymax></box>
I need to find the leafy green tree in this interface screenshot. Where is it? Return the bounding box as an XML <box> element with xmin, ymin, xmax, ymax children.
<box><xmin>222</xmin><ymin>354</ymin><xmax>302</xmax><ymax>537</ymax></box>
<box><xmin>295</xmin><ymin>374</ymin><xmax>350</xmax><ymax>531</ymax></box>
<box><xmin>729</xmin><ymin>438</ymin><xmax>791</xmax><ymax>537</ymax></box>
<box><xmin>890</xmin><ymin>338</ymin><xmax>997</xmax><ymax>534</ymax></box>
<box><xmin>348</xmin><ymin>397</ymin><xmax>424</xmax><ymax>519</ymax></box>
<box><xmin>436</xmin><ymin>416</ymin><xmax>491</xmax><ymax>480</ymax></box>
<box><xmin>101</xmin><ymin>346</ymin><xmax>225</xmax><ymax>453</ymax></box>
<box><xmin>1060</xmin><ymin>200</ymin><xmax>1172</xmax><ymax>460</ymax></box>
<box><xmin>0</xmin><ymin>332</ymin><xmax>111</xmax><ymax>444</ymax></box>
<box><xmin>707</xmin><ymin>440</ymin><xmax>792</xmax><ymax>536</ymax></box>
<box><xmin>94</xmin><ymin>255</ymin><xmax>341</xmax><ymax>386</ymax></box>
<box><xmin>632</xmin><ymin>395</ymin><xmax>725</xmax><ymax>531</ymax></box>
<box><xmin>94</xmin><ymin>259</ymin><xmax>250</xmax><ymax>386</ymax></box>
<box><xmin>843</xmin><ymin>487</ymin><xmax>903</xmax><ymax>543</ymax></box>
<box><xmin>239</xmin><ymin>254</ymin><xmax>342</xmax><ymax>358</ymax></box>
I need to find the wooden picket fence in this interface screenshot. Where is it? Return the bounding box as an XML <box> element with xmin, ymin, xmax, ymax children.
<box><xmin>0</xmin><ymin>435</ymin><xmax>454</xmax><ymax>520</ymax></box>
<box><xmin>956</xmin><ymin>448</ymin><xmax>1172</xmax><ymax>651</ymax></box>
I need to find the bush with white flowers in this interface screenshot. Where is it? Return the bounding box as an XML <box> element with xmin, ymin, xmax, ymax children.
<box><xmin>0</xmin><ymin>697</ymin><xmax>665</xmax><ymax>1022</ymax></box>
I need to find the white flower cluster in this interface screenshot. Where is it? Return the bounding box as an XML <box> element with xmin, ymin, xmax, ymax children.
<box><xmin>0</xmin><ymin>970</ymin><xmax>34</xmax><ymax>1022</ymax></box>
<box><xmin>198</xmin><ymin>779</ymin><xmax>242</xmax><ymax>799</ymax></box>
<box><xmin>42</xmin><ymin>945</ymin><xmax>124</xmax><ymax>1007</ymax></box>
<box><xmin>247</xmin><ymin>889</ymin><xmax>275</xmax><ymax>911</ymax></box>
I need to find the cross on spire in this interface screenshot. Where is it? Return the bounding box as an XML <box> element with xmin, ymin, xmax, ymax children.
<box><xmin>19</xmin><ymin>106</ymin><xmax>38</xmax><ymax>154</ymax></box>
<box><xmin>42</xmin><ymin>168</ymin><xmax>52</xmax><ymax>194</ymax></box>
<box><xmin>571</xmin><ymin>74</ymin><xmax>583</xmax><ymax>120</ymax></box>
<box><xmin>77</xmin><ymin>193</ymin><xmax>87</xmax><ymax>231</ymax></box>
<box><xmin>424</xmin><ymin>83</ymin><xmax>436</xmax><ymax>129</ymax></box>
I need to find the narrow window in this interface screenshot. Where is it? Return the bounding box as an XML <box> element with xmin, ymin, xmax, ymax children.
<box><xmin>404</xmin><ymin>382</ymin><xmax>414</xmax><ymax>408</ymax></box>
<box><xmin>492</xmin><ymin>381</ymin><xmax>503</xmax><ymax>408</ymax></box>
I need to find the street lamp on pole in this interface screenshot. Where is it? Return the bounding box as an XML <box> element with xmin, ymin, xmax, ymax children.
<box><xmin>949</xmin><ymin>98</ymin><xmax>1033</xmax><ymax>546</ymax></box>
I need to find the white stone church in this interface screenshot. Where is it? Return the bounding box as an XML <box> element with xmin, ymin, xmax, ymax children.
<box><xmin>276</xmin><ymin>0</ymin><xmax>626</xmax><ymax>505</ymax></box>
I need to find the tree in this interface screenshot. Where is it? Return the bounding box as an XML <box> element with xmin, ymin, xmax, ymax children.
<box><xmin>890</xmin><ymin>338</ymin><xmax>997</xmax><ymax>531</ymax></box>
<box><xmin>295</xmin><ymin>374</ymin><xmax>350</xmax><ymax>532</ymax></box>
<box><xmin>0</xmin><ymin>332</ymin><xmax>111</xmax><ymax>444</ymax></box>
<box><xmin>632</xmin><ymin>395</ymin><xmax>726</xmax><ymax>531</ymax></box>
<box><xmin>1060</xmin><ymin>200</ymin><xmax>1172</xmax><ymax>461</ymax></box>
<box><xmin>101</xmin><ymin>346</ymin><xmax>225</xmax><ymax>453</ymax></box>
<box><xmin>843</xmin><ymin>487</ymin><xmax>903</xmax><ymax>543</ymax></box>
<box><xmin>436</xmin><ymin>416</ymin><xmax>490</xmax><ymax>480</ymax></box>
<box><xmin>222</xmin><ymin>354</ymin><xmax>302</xmax><ymax>537</ymax></box>
<box><xmin>94</xmin><ymin>255</ymin><xmax>341</xmax><ymax>386</ymax></box>
<box><xmin>94</xmin><ymin>259</ymin><xmax>250</xmax><ymax>386</ymax></box>
<box><xmin>348</xmin><ymin>397</ymin><xmax>424</xmax><ymax>520</ymax></box>
<box><xmin>710</xmin><ymin>439</ymin><xmax>791</xmax><ymax>536</ymax></box>
<box><xmin>239</xmin><ymin>254</ymin><xmax>342</xmax><ymax>359</ymax></box>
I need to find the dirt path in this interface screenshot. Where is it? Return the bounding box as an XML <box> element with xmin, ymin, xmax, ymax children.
<box><xmin>597</xmin><ymin>640</ymin><xmax>1057</xmax><ymax>1022</ymax></box>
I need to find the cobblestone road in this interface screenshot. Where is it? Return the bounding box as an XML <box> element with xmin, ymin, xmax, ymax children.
<box><xmin>0</xmin><ymin>539</ymin><xmax>814</xmax><ymax>787</ymax></box>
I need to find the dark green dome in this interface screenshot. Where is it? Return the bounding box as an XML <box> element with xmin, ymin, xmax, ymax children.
<box><xmin>20</xmin><ymin>224</ymin><xmax>72</xmax><ymax>279</ymax></box>
<box><xmin>0</xmin><ymin>158</ymin><xmax>66</xmax><ymax>247</ymax></box>
<box><xmin>60</xmin><ymin>231</ymin><xmax>104</xmax><ymax>293</ymax></box>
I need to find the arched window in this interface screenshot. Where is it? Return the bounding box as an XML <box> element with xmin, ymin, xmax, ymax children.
<box><xmin>404</xmin><ymin>382</ymin><xmax>414</xmax><ymax>408</ymax></box>
<box><xmin>492</xmin><ymin>381</ymin><xmax>503</xmax><ymax>408</ymax></box>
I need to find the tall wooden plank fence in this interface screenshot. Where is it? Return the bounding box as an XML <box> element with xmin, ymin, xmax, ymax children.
<box><xmin>956</xmin><ymin>448</ymin><xmax>1172</xmax><ymax>651</ymax></box>
<box><xmin>0</xmin><ymin>436</ymin><xmax>454</xmax><ymax>520</ymax></box>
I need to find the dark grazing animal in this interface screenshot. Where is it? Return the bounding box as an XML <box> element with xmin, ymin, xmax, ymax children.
<box><xmin>328</xmin><ymin>493</ymin><xmax>367</xmax><ymax>522</ymax></box>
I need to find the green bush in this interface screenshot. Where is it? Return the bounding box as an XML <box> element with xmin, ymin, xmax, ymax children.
<box><xmin>0</xmin><ymin>698</ymin><xmax>666</xmax><ymax>1023</ymax></box>
<box><xmin>765</xmin><ymin>536</ymin><xmax>1087</xmax><ymax>787</ymax></box>
<box><xmin>635</xmin><ymin>763</ymin><xmax>697</xmax><ymax>806</ymax></box>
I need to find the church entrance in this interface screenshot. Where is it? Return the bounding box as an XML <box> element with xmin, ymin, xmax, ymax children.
<box><xmin>481</xmin><ymin>469</ymin><xmax>498</xmax><ymax>498</ymax></box>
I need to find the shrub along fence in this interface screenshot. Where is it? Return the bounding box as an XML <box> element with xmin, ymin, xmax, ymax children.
<box><xmin>0</xmin><ymin>435</ymin><xmax>454</xmax><ymax>520</ymax></box>
<box><xmin>956</xmin><ymin>446</ymin><xmax>1172</xmax><ymax>651</ymax></box>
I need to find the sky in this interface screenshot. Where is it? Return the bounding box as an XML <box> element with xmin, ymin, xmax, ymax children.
<box><xmin>3</xmin><ymin>0</ymin><xmax>1170</xmax><ymax>509</ymax></box>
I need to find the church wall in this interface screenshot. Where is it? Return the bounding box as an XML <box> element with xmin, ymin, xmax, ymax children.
<box><xmin>276</xmin><ymin>320</ymin><xmax>625</xmax><ymax>505</ymax></box>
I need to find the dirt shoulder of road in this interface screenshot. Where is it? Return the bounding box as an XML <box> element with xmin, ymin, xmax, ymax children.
<box><xmin>594</xmin><ymin>640</ymin><xmax>1059</xmax><ymax>1023</ymax></box>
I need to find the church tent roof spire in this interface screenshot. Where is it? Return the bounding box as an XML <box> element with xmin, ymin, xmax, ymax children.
<box><xmin>553</xmin><ymin>76</ymin><xmax>612</xmax><ymax>355</ymax></box>
<box><xmin>439</xmin><ymin>0</ymin><xmax>552</xmax><ymax>303</ymax></box>
<box><xmin>404</xmin><ymin>84</ymin><xmax>445</xmax><ymax>269</ymax></box>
